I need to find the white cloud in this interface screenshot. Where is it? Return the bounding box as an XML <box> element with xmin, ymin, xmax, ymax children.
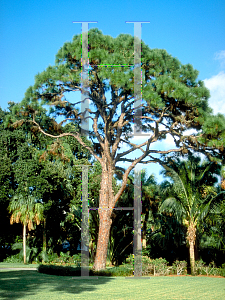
<box><xmin>214</xmin><ymin>50</ymin><xmax>225</xmax><ymax>68</ymax></box>
<box><xmin>204</xmin><ymin>71</ymin><xmax>225</xmax><ymax>115</ymax></box>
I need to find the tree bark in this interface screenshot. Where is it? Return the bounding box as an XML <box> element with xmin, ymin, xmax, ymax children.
<box><xmin>142</xmin><ymin>216</ymin><xmax>147</xmax><ymax>248</ymax></box>
<box><xmin>187</xmin><ymin>223</ymin><xmax>196</xmax><ymax>275</ymax></box>
<box><xmin>93</xmin><ymin>208</ymin><xmax>112</xmax><ymax>270</ymax></box>
<box><xmin>23</xmin><ymin>224</ymin><xmax>26</xmax><ymax>264</ymax></box>
<box><xmin>93</xmin><ymin>163</ymin><xmax>114</xmax><ymax>271</ymax></box>
<box><xmin>189</xmin><ymin>240</ymin><xmax>195</xmax><ymax>275</ymax></box>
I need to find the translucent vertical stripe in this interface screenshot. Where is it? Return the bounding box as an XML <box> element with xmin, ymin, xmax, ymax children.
<box><xmin>72</xmin><ymin>22</ymin><xmax>97</xmax><ymax>136</ymax></box>
<box><xmin>81</xmin><ymin>165</ymin><xmax>89</xmax><ymax>276</ymax></box>
<box><xmin>134</xmin><ymin>167</ymin><xmax>142</xmax><ymax>276</ymax></box>
<box><xmin>126</xmin><ymin>22</ymin><xmax>150</xmax><ymax>136</ymax></box>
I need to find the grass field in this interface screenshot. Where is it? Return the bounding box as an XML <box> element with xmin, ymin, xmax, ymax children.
<box><xmin>0</xmin><ymin>263</ymin><xmax>38</xmax><ymax>269</ymax></box>
<box><xmin>0</xmin><ymin>265</ymin><xmax>225</xmax><ymax>299</ymax></box>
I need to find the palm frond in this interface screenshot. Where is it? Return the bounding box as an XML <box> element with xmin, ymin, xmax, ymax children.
<box><xmin>159</xmin><ymin>197</ymin><xmax>186</xmax><ymax>222</ymax></box>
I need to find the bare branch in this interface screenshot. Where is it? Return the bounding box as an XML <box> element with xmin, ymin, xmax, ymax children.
<box><xmin>30</xmin><ymin>117</ymin><xmax>102</xmax><ymax>164</ymax></box>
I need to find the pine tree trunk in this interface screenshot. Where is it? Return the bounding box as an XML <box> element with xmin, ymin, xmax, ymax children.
<box><xmin>23</xmin><ymin>224</ymin><xmax>26</xmax><ymax>264</ymax></box>
<box><xmin>93</xmin><ymin>163</ymin><xmax>114</xmax><ymax>271</ymax></box>
<box><xmin>93</xmin><ymin>208</ymin><xmax>112</xmax><ymax>270</ymax></box>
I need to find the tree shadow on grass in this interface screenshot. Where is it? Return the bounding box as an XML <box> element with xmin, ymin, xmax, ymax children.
<box><xmin>0</xmin><ymin>270</ymin><xmax>113</xmax><ymax>299</ymax></box>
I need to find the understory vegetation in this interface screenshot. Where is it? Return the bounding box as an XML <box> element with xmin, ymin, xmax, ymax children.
<box><xmin>37</xmin><ymin>255</ymin><xmax>225</xmax><ymax>277</ymax></box>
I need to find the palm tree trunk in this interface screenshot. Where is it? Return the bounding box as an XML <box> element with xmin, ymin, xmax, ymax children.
<box><xmin>142</xmin><ymin>218</ymin><xmax>147</xmax><ymax>248</ymax></box>
<box><xmin>189</xmin><ymin>240</ymin><xmax>195</xmax><ymax>275</ymax></box>
<box><xmin>43</xmin><ymin>218</ymin><xmax>47</xmax><ymax>252</ymax></box>
<box><xmin>187</xmin><ymin>223</ymin><xmax>196</xmax><ymax>275</ymax></box>
<box><xmin>42</xmin><ymin>218</ymin><xmax>47</xmax><ymax>263</ymax></box>
<box><xmin>23</xmin><ymin>224</ymin><xmax>26</xmax><ymax>264</ymax></box>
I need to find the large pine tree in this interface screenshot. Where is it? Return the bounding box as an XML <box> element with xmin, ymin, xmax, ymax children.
<box><xmin>7</xmin><ymin>28</ymin><xmax>225</xmax><ymax>270</ymax></box>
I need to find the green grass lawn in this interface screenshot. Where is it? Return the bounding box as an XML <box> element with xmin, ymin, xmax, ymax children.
<box><xmin>0</xmin><ymin>263</ymin><xmax>38</xmax><ymax>269</ymax></box>
<box><xmin>0</xmin><ymin>267</ymin><xmax>224</xmax><ymax>299</ymax></box>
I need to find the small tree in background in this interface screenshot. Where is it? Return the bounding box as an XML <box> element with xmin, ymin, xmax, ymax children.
<box><xmin>8</xmin><ymin>195</ymin><xmax>44</xmax><ymax>264</ymax></box>
<box><xmin>160</xmin><ymin>155</ymin><xmax>225</xmax><ymax>274</ymax></box>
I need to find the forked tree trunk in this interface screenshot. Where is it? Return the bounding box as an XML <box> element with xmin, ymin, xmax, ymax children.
<box><xmin>187</xmin><ymin>223</ymin><xmax>196</xmax><ymax>275</ymax></box>
<box><xmin>23</xmin><ymin>224</ymin><xmax>26</xmax><ymax>264</ymax></box>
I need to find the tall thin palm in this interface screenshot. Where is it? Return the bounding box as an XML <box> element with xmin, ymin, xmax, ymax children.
<box><xmin>159</xmin><ymin>156</ymin><xmax>224</xmax><ymax>275</ymax></box>
<box><xmin>8</xmin><ymin>194</ymin><xmax>44</xmax><ymax>264</ymax></box>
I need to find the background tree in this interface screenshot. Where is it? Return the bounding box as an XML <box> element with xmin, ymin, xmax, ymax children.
<box><xmin>159</xmin><ymin>154</ymin><xmax>225</xmax><ymax>274</ymax></box>
<box><xmin>1</xmin><ymin>102</ymin><xmax>91</xmax><ymax>260</ymax></box>
<box><xmin>8</xmin><ymin>195</ymin><xmax>44</xmax><ymax>264</ymax></box>
<box><xmin>6</xmin><ymin>28</ymin><xmax>224</xmax><ymax>270</ymax></box>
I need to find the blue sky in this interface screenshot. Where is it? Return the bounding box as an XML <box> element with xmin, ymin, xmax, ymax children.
<box><xmin>1</xmin><ymin>0</ymin><xmax>225</xmax><ymax>182</ymax></box>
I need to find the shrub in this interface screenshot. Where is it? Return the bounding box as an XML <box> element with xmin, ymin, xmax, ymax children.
<box><xmin>38</xmin><ymin>263</ymin><xmax>133</xmax><ymax>277</ymax></box>
<box><xmin>172</xmin><ymin>260</ymin><xmax>187</xmax><ymax>275</ymax></box>
<box><xmin>124</xmin><ymin>255</ymin><xmax>172</xmax><ymax>276</ymax></box>
<box><xmin>152</xmin><ymin>258</ymin><xmax>172</xmax><ymax>276</ymax></box>
<box><xmin>38</xmin><ymin>257</ymin><xmax>225</xmax><ymax>277</ymax></box>
<box><xmin>38</xmin><ymin>264</ymin><xmax>86</xmax><ymax>276</ymax></box>
<box><xmin>3</xmin><ymin>253</ymin><xmax>23</xmax><ymax>263</ymax></box>
<box><xmin>217</xmin><ymin>268</ymin><xmax>225</xmax><ymax>277</ymax></box>
<box><xmin>195</xmin><ymin>260</ymin><xmax>225</xmax><ymax>277</ymax></box>
<box><xmin>40</xmin><ymin>252</ymin><xmax>81</xmax><ymax>267</ymax></box>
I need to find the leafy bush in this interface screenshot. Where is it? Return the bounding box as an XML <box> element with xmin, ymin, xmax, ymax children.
<box><xmin>39</xmin><ymin>251</ymin><xmax>49</xmax><ymax>263</ymax></box>
<box><xmin>3</xmin><ymin>253</ymin><xmax>23</xmax><ymax>263</ymax></box>
<box><xmin>38</xmin><ymin>264</ymin><xmax>87</xmax><ymax>276</ymax></box>
<box><xmin>41</xmin><ymin>252</ymin><xmax>81</xmax><ymax>266</ymax></box>
<box><xmin>195</xmin><ymin>260</ymin><xmax>225</xmax><ymax>277</ymax></box>
<box><xmin>152</xmin><ymin>258</ymin><xmax>172</xmax><ymax>276</ymax></box>
<box><xmin>3</xmin><ymin>242</ymin><xmax>38</xmax><ymax>264</ymax></box>
<box><xmin>125</xmin><ymin>255</ymin><xmax>172</xmax><ymax>276</ymax></box>
<box><xmin>38</xmin><ymin>263</ymin><xmax>133</xmax><ymax>277</ymax></box>
<box><xmin>38</xmin><ymin>257</ymin><xmax>225</xmax><ymax>277</ymax></box>
<box><xmin>172</xmin><ymin>260</ymin><xmax>187</xmax><ymax>275</ymax></box>
<box><xmin>217</xmin><ymin>268</ymin><xmax>225</xmax><ymax>277</ymax></box>
<box><xmin>107</xmin><ymin>265</ymin><xmax>133</xmax><ymax>276</ymax></box>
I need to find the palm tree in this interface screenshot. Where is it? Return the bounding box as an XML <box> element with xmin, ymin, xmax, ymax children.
<box><xmin>159</xmin><ymin>155</ymin><xmax>224</xmax><ymax>275</ymax></box>
<box><xmin>8</xmin><ymin>194</ymin><xmax>44</xmax><ymax>264</ymax></box>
